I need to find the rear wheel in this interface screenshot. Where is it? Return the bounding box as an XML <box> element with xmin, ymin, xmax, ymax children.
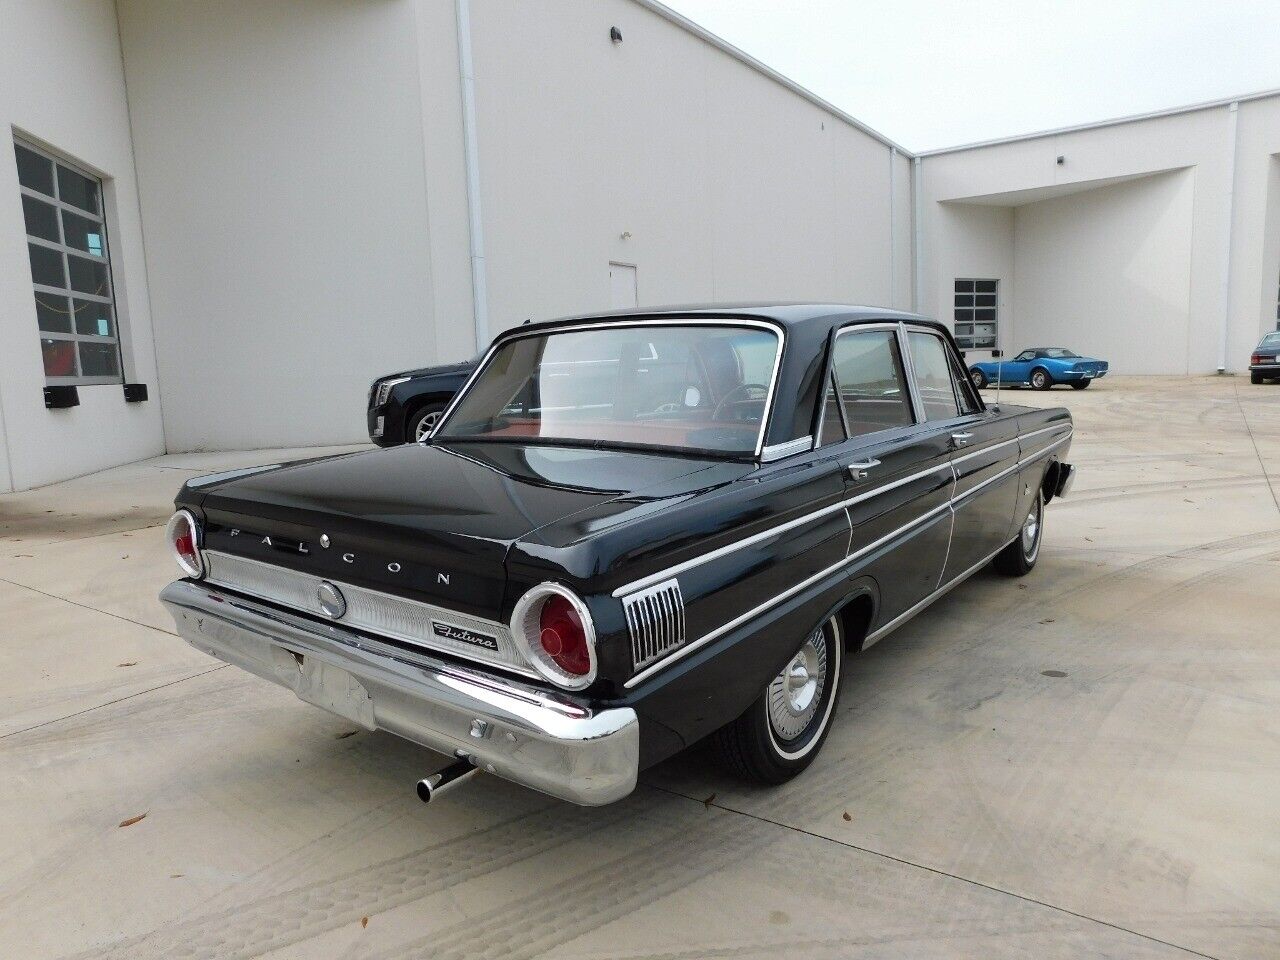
<box><xmin>711</xmin><ymin>616</ymin><xmax>843</xmax><ymax>784</ymax></box>
<box><xmin>1253</xmin><ymin>371</ymin><xmax>1265</xmax><ymax>385</ymax></box>
<box><xmin>407</xmin><ymin>403</ymin><xmax>447</xmax><ymax>443</ymax></box>
<box><xmin>1030</xmin><ymin>368</ymin><xmax>1052</xmax><ymax>391</ymax></box>
<box><xmin>994</xmin><ymin>490</ymin><xmax>1043</xmax><ymax>577</ymax></box>
<box><xmin>1070</xmin><ymin>380</ymin><xmax>1090</xmax><ymax>390</ymax></box>
<box><xmin>970</xmin><ymin>368</ymin><xmax>988</xmax><ymax>389</ymax></box>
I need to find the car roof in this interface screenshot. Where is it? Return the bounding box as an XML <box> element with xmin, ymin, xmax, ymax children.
<box><xmin>514</xmin><ymin>302</ymin><xmax>936</xmax><ymax>336</ymax></box>
<box><xmin>490</xmin><ymin>303</ymin><xmax>958</xmax><ymax>452</ymax></box>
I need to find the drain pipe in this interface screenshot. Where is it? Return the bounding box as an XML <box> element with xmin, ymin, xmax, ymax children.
<box><xmin>912</xmin><ymin>156</ymin><xmax>924</xmax><ymax>313</ymax></box>
<box><xmin>456</xmin><ymin>0</ymin><xmax>489</xmax><ymax>351</ymax></box>
<box><xmin>1218</xmin><ymin>101</ymin><xmax>1240</xmax><ymax>373</ymax></box>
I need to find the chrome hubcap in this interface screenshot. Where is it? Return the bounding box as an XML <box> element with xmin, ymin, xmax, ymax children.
<box><xmin>415</xmin><ymin>411</ymin><xmax>442</xmax><ymax>442</ymax></box>
<box><xmin>767</xmin><ymin>629</ymin><xmax>828</xmax><ymax>741</ymax></box>
<box><xmin>1022</xmin><ymin>497</ymin><xmax>1042</xmax><ymax>557</ymax></box>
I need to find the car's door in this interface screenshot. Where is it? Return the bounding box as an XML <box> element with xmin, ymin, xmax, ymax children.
<box><xmin>1001</xmin><ymin>350</ymin><xmax>1035</xmax><ymax>384</ymax></box>
<box><xmin>819</xmin><ymin>324</ymin><xmax>953</xmax><ymax>635</ymax></box>
<box><xmin>902</xmin><ymin>328</ymin><xmax>1021</xmax><ymax>583</ymax></box>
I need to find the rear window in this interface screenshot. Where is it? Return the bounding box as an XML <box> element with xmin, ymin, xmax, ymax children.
<box><xmin>437</xmin><ymin>323</ymin><xmax>781</xmax><ymax>455</ymax></box>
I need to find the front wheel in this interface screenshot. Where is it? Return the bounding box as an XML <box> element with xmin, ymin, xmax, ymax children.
<box><xmin>1030</xmin><ymin>368</ymin><xmax>1052</xmax><ymax>391</ymax></box>
<box><xmin>407</xmin><ymin>403</ymin><xmax>447</xmax><ymax>443</ymax></box>
<box><xmin>970</xmin><ymin>368</ymin><xmax>988</xmax><ymax>389</ymax></box>
<box><xmin>994</xmin><ymin>490</ymin><xmax>1043</xmax><ymax>577</ymax></box>
<box><xmin>1070</xmin><ymin>380</ymin><xmax>1090</xmax><ymax>390</ymax></box>
<box><xmin>711</xmin><ymin>616</ymin><xmax>843</xmax><ymax>784</ymax></box>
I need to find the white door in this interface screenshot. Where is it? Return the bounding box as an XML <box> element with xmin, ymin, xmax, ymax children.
<box><xmin>609</xmin><ymin>262</ymin><xmax>637</xmax><ymax>309</ymax></box>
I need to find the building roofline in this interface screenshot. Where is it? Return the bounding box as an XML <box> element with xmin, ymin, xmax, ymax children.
<box><xmin>631</xmin><ymin>0</ymin><xmax>913</xmax><ymax>155</ymax></box>
<box><xmin>917</xmin><ymin>86</ymin><xmax>1280</xmax><ymax>157</ymax></box>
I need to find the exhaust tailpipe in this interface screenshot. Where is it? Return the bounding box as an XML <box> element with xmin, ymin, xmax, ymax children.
<box><xmin>416</xmin><ymin>756</ymin><xmax>480</xmax><ymax>803</ymax></box>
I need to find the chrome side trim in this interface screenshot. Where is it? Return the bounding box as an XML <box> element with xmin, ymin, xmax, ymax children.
<box><xmin>863</xmin><ymin>535</ymin><xmax>1019</xmax><ymax>648</ymax></box>
<box><xmin>613</xmin><ymin>459</ymin><xmax>952</xmax><ymax>597</ymax></box>
<box><xmin>760</xmin><ymin>436</ymin><xmax>814</xmax><ymax>462</ymax></box>
<box><xmin>951</xmin><ymin>436</ymin><xmax>1018</xmax><ymax>466</ymax></box>
<box><xmin>202</xmin><ymin>551</ymin><xmax>538</xmax><ymax>680</ymax></box>
<box><xmin>623</xmin><ymin>499</ymin><xmax>952</xmax><ymax>689</ymax></box>
<box><xmin>431</xmin><ymin>316</ymin><xmax>786</xmax><ymax>458</ymax></box>
<box><xmin>1019</xmin><ymin>423</ymin><xmax>1072</xmax><ymax>443</ymax></box>
<box><xmin>623</xmin><ymin>426</ymin><xmax>1073</xmax><ymax>686</ymax></box>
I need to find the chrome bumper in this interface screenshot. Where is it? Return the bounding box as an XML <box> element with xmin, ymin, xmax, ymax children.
<box><xmin>1056</xmin><ymin>462</ymin><xmax>1077</xmax><ymax>497</ymax></box>
<box><xmin>160</xmin><ymin>581</ymin><xmax>639</xmax><ymax>805</ymax></box>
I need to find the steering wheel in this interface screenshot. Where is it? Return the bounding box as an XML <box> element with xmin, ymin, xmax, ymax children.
<box><xmin>712</xmin><ymin>383</ymin><xmax>769</xmax><ymax>422</ymax></box>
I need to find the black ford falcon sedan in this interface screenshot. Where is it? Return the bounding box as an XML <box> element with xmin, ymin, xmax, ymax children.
<box><xmin>161</xmin><ymin>304</ymin><xmax>1075</xmax><ymax>805</ymax></box>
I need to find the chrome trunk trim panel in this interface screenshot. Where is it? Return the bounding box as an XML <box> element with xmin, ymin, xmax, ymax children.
<box><xmin>201</xmin><ymin>550</ymin><xmax>537</xmax><ymax>679</ymax></box>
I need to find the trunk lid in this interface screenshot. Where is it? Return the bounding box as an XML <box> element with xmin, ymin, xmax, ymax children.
<box><xmin>187</xmin><ymin>442</ymin><xmax>729</xmax><ymax>619</ymax></box>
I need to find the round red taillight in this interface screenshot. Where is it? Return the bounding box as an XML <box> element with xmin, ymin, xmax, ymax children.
<box><xmin>511</xmin><ymin>584</ymin><xmax>597</xmax><ymax>689</ymax></box>
<box><xmin>538</xmin><ymin>594</ymin><xmax>590</xmax><ymax>676</ymax></box>
<box><xmin>166</xmin><ymin>510</ymin><xmax>204</xmax><ymax>579</ymax></box>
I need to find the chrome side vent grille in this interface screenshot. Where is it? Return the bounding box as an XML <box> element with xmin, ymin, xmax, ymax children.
<box><xmin>623</xmin><ymin>578</ymin><xmax>686</xmax><ymax>670</ymax></box>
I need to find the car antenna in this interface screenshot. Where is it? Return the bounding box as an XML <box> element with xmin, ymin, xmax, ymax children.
<box><xmin>992</xmin><ymin>348</ymin><xmax>1004</xmax><ymax>410</ymax></box>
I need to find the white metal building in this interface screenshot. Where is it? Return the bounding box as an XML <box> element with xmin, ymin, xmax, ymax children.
<box><xmin>916</xmin><ymin>92</ymin><xmax>1280</xmax><ymax>376</ymax></box>
<box><xmin>1</xmin><ymin>0</ymin><xmax>1278</xmax><ymax>492</ymax></box>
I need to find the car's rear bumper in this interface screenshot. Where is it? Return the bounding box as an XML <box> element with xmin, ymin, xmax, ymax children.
<box><xmin>1250</xmin><ymin>361</ymin><xmax>1280</xmax><ymax>374</ymax></box>
<box><xmin>160</xmin><ymin>580</ymin><xmax>639</xmax><ymax>805</ymax></box>
<box><xmin>1061</xmin><ymin>369</ymin><xmax>1108</xmax><ymax>379</ymax></box>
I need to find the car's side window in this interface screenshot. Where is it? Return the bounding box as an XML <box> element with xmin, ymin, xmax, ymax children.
<box><xmin>821</xmin><ymin>330</ymin><xmax>914</xmax><ymax>442</ymax></box>
<box><xmin>1014</xmin><ymin>350</ymin><xmax>1034</xmax><ymax>362</ymax></box>
<box><xmin>907</xmin><ymin>331</ymin><xmax>962</xmax><ymax>421</ymax></box>
<box><xmin>819</xmin><ymin>370</ymin><xmax>847</xmax><ymax>445</ymax></box>
<box><xmin>947</xmin><ymin>349</ymin><xmax>981</xmax><ymax>415</ymax></box>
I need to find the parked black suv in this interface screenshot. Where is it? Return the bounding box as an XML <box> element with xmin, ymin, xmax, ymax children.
<box><xmin>367</xmin><ymin>358</ymin><xmax>476</xmax><ymax>446</ymax></box>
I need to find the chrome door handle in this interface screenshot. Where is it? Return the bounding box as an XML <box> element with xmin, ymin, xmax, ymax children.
<box><xmin>846</xmin><ymin>459</ymin><xmax>880</xmax><ymax>481</ymax></box>
<box><xmin>951</xmin><ymin>432</ymin><xmax>974</xmax><ymax>447</ymax></box>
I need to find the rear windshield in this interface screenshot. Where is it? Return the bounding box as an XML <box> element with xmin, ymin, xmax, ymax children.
<box><xmin>1042</xmin><ymin>348</ymin><xmax>1079</xmax><ymax>358</ymax></box>
<box><xmin>436</xmin><ymin>323</ymin><xmax>781</xmax><ymax>455</ymax></box>
<box><xmin>1262</xmin><ymin>333</ymin><xmax>1280</xmax><ymax>347</ymax></box>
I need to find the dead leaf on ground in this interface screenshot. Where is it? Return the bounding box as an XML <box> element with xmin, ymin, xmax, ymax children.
<box><xmin>118</xmin><ymin>812</ymin><xmax>148</xmax><ymax>828</ymax></box>
<box><xmin>335</xmin><ymin>729</ymin><xmax>359</xmax><ymax>739</ymax></box>
<box><xmin>118</xmin><ymin>661</ymin><xmax>138</xmax><ymax>667</ymax></box>
<box><xmin>702</xmin><ymin>793</ymin><xmax>716</xmax><ymax>809</ymax></box>
<box><xmin>170</xmin><ymin>874</ymin><xmax>183</xmax><ymax>879</ymax></box>
<box><xmin>1038</xmin><ymin>618</ymin><xmax>1055</xmax><ymax>624</ymax></box>
<box><xmin>361</xmin><ymin>916</ymin><xmax>369</xmax><ymax>929</ymax></box>
<box><xmin>842</xmin><ymin>811</ymin><xmax>852</xmax><ymax>822</ymax></box>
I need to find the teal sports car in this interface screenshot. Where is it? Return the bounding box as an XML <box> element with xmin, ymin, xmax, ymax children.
<box><xmin>969</xmin><ymin>347</ymin><xmax>1109</xmax><ymax>391</ymax></box>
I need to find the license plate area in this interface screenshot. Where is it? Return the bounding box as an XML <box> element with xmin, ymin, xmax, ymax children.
<box><xmin>273</xmin><ymin>646</ymin><xmax>376</xmax><ymax>729</ymax></box>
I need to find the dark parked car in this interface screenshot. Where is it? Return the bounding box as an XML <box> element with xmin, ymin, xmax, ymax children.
<box><xmin>161</xmin><ymin>304</ymin><xmax>1075</xmax><ymax>806</ymax></box>
<box><xmin>1251</xmin><ymin>332</ymin><xmax>1280</xmax><ymax>384</ymax></box>
<box><xmin>368</xmin><ymin>358</ymin><xmax>477</xmax><ymax>446</ymax></box>
<box><xmin>969</xmin><ymin>347</ymin><xmax>1108</xmax><ymax>390</ymax></box>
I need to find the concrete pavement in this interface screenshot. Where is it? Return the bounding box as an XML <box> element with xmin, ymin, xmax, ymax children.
<box><xmin>0</xmin><ymin>379</ymin><xmax>1276</xmax><ymax>959</ymax></box>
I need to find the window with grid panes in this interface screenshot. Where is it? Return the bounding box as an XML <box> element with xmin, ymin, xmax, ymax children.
<box><xmin>953</xmin><ymin>278</ymin><xmax>998</xmax><ymax>350</ymax></box>
<box><xmin>14</xmin><ymin>139</ymin><xmax>123</xmax><ymax>385</ymax></box>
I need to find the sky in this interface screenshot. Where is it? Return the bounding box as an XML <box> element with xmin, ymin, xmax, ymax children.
<box><xmin>662</xmin><ymin>0</ymin><xmax>1280</xmax><ymax>152</ymax></box>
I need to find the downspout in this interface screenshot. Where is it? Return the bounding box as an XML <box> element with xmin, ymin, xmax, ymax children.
<box><xmin>889</xmin><ymin>147</ymin><xmax>897</xmax><ymax>306</ymax></box>
<box><xmin>455</xmin><ymin>0</ymin><xmax>489</xmax><ymax>350</ymax></box>
<box><xmin>912</xmin><ymin>155</ymin><xmax>924</xmax><ymax>313</ymax></box>
<box><xmin>1218</xmin><ymin>100</ymin><xmax>1240</xmax><ymax>373</ymax></box>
